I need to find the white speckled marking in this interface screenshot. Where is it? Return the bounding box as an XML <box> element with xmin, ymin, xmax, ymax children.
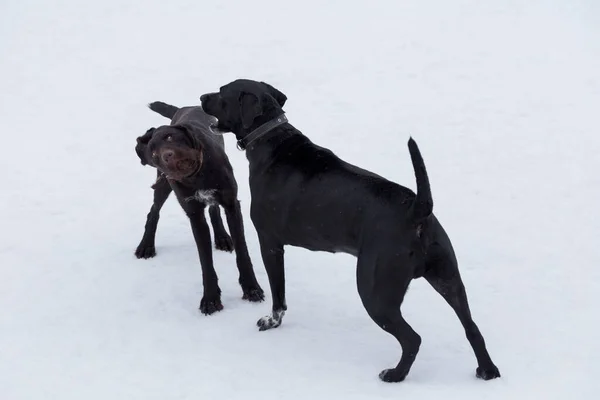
<box><xmin>186</xmin><ymin>189</ymin><xmax>217</xmax><ymax>205</ymax></box>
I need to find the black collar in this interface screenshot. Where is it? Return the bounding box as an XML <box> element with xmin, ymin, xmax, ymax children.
<box><xmin>236</xmin><ymin>114</ymin><xmax>288</xmax><ymax>150</ymax></box>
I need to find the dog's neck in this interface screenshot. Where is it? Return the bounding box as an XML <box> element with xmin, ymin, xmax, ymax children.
<box><xmin>235</xmin><ymin>113</ymin><xmax>288</xmax><ymax>150</ymax></box>
<box><xmin>243</xmin><ymin>123</ymin><xmax>308</xmax><ymax>172</ymax></box>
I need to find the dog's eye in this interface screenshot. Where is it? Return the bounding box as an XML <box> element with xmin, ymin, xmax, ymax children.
<box><xmin>152</xmin><ymin>151</ymin><xmax>158</xmax><ymax>158</ymax></box>
<box><xmin>165</xmin><ymin>135</ymin><xmax>173</xmax><ymax>142</ymax></box>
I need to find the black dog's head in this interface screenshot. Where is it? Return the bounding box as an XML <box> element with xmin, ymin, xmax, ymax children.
<box><xmin>135</xmin><ymin>124</ymin><xmax>203</xmax><ymax>181</ymax></box>
<box><xmin>200</xmin><ymin>79</ymin><xmax>287</xmax><ymax>135</ymax></box>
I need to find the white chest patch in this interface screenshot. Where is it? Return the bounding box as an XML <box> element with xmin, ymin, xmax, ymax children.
<box><xmin>186</xmin><ymin>189</ymin><xmax>218</xmax><ymax>205</ymax></box>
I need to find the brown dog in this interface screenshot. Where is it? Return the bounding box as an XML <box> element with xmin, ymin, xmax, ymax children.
<box><xmin>134</xmin><ymin>101</ymin><xmax>264</xmax><ymax>314</ymax></box>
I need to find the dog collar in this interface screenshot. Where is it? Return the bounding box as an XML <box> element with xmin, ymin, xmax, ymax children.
<box><xmin>237</xmin><ymin>114</ymin><xmax>288</xmax><ymax>151</ymax></box>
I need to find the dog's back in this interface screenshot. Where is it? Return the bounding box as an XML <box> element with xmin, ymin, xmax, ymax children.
<box><xmin>149</xmin><ymin>102</ymin><xmax>225</xmax><ymax>148</ymax></box>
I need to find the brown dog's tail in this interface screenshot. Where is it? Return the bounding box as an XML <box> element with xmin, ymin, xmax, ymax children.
<box><xmin>408</xmin><ymin>137</ymin><xmax>433</xmax><ymax>221</ymax></box>
<box><xmin>148</xmin><ymin>101</ymin><xmax>179</xmax><ymax>119</ymax></box>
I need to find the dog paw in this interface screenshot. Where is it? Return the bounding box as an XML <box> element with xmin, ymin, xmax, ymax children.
<box><xmin>242</xmin><ymin>285</ymin><xmax>265</xmax><ymax>302</ymax></box>
<box><xmin>378</xmin><ymin>368</ymin><xmax>408</xmax><ymax>383</ymax></box>
<box><xmin>476</xmin><ymin>365</ymin><xmax>501</xmax><ymax>380</ymax></box>
<box><xmin>257</xmin><ymin>310</ymin><xmax>285</xmax><ymax>331</ymax></box>
<box><xmin>214</xmin><ymin>234</ymin><xmax>234</xmax><ymax>252</ymax></box>
<box><xmin>199</xmin><ymin>296</ymin><xmax>224</xmax><ymax>315</ymax></box>
<box><xmin>135</xmin><ymin>243</ymin><xmax>156</xmax><ymax>259</ymax></box>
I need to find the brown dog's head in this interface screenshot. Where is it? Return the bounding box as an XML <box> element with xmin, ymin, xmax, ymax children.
<box><xmin>200</xmin><ymin>79</ymin><xmax>287</xmax><ymax>135</ymax></box>
<box><xmin>135</xmin><ymin>124</ymin><xmax>203</xmax><ymax>181</ymax></box>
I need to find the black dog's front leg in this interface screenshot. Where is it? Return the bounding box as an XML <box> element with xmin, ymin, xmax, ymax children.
<box><xmin>187</xmin><ymin>203</ymin><xmax>223</xmax><ymax>315</ymax></box>
<box><xmin>256</xmin><ymin>232</ymin><xmax>286</xmax><ymax>331</ymax></box>
<box><xmin>135</xmin><ymin>172</ymin><xmax>172</xmax><ymax>259</ymax></box>
<box><xmin>223</xmin><ymin>200</ymin><xmax>264</xmax><ymax>302</ymax></box>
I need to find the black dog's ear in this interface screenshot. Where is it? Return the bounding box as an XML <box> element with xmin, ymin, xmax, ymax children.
<box><xmin>239</xmin><ymin>91</ymin><xmax>263</xmax><ymax>129</ymax></box>
<box><xmin>262</xmin><ymin>82</ymin><xmax>287</xmax><ymax>107</ymax></box>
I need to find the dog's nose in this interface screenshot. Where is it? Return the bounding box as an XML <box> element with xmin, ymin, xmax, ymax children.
<box><xmin>200</xmin><ymin>94</ymin><xmax>209</xmax><ymax>103</ymax></box>
<box><xmin>161</xmin><ymin>150</ymin><xmax>174</xmax><ymax>163</ymax></box>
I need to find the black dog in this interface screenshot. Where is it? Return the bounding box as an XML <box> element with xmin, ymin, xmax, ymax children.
<box><xmin>134</xmin><ymin>101</ymin><xmax>264</xmax><ymax>314</ymax></box>
<box><xmin>200</xmin><ymin>80</ymin><xmax>500</xmax><ymax>382</ymax></box>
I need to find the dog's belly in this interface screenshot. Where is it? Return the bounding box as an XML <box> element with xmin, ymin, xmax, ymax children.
<box><xmin>286</xmin><ymin>236</ymin><xmax>359</xmax><ymax>256</ymax></box>
<box><xmin>257</xmin><ymin>200</ymin><xmax>362</xmax><ymax>257</ymax></box>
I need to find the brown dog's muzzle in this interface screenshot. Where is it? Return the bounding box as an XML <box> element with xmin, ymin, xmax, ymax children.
<box><xmin>155</xmin><ymin>146</ymin><xmax>203</xmax><ymax>181</ymax></box>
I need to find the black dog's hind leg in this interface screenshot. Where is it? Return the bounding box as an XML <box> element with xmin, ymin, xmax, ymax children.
<box><xmin>256</xmin><ymin>231</ymin><xmax>286</xmax><ymax>330</ymax></box>
<box><xmin>135</xmin><ymin>171</ymin><xmax>172</xmax><ymax>259</ymax></box>
<box><xmin>208</xmin><ymin>205</ymin><xmax>234</xmax><ymax>252</ymax></box>
<box><xmin>424</xmin><ymin>242</ymin><xmax>500</xmax><ymax>380</ymax></box>
<box><xmin>223</xmin><ymin>200</ymin><xmax>264</xmax><ymax>302</ymax></box>
<box><xmin>357</xmin><ymin>252</ymin><xmax>422</xmax><ymax>382</ymax></box>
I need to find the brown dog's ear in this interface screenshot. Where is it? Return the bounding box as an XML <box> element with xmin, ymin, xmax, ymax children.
<box><xmin>135</xmin><ymin>128</ymin><xmax>155</xmax><ymax>165</ymax></box>
<box><xmin>239</xmin><ymin>91</ymin><xmax>263</xmax><ymax>129</ymax></box>
<box><xmin>136</xmin><ymin>127</ymin><xmax>155</xmax><ymax>144</ymax></box>
<box><xmin>262</xmin><ymin>82</ymin><xmax>287</xmax><ymax>107</ymax></box>
<box><xmin>174</xmin><ymin>123</ymin><xmax>203</xmax><ymax>150</ymax></box>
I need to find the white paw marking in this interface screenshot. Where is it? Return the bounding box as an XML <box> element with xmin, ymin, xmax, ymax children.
<box><xmin>258</xmin><ymin>310</ymin><xmax>285</xmax><ymax>329</ymax></box>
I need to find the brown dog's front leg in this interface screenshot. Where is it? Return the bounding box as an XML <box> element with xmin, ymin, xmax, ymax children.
<box><xmin>135</xmin><ymin>171</ymin><xmax>172</xmax><ymax>259</ymax></box>
<box><xmin>208</xmin><ymin>205</ymin><xmax>234</xmax><ymax>252</ymax></box>
<box><xmin>187</xmin><ymin>203</ymin><xmax>223</xmax><ymax>315</ymax></box>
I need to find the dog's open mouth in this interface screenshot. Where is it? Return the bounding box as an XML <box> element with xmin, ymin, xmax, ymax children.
<box><xmin>164</xmin><ymin>155</ymin><xmax>202</xmax><ymax>181</ymax></box>
<box><xmin>176</xmin><ymin>159</ymin><xmax>195</xmax><ymax>171</ymax></box>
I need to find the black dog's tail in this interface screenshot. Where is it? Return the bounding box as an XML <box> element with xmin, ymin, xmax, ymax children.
<box><xmin>148</xmin><ymin>101</ymin><xmax>179</xmax><ymax>119</ymax></box>
<box><xmin>407</xmin><ymin>137</ymin><xmax>433</xmax><ymax>221</ymax></box>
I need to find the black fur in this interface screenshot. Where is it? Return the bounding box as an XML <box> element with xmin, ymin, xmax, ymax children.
<box><xmin>200</xmin><ymin>79</ymin><xmax>500</xmax><ymax>382</ymax></box>
<box><xmin>134</xmin><ymin>102</ymin><xmax>264</xmax><ymax>314</ymax></box>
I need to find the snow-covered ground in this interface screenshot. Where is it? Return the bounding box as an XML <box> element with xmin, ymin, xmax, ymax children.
<box><xmin>1</xmin><ymin>0</ymin><xmax>599</xmax><ymax>398</ymax></box>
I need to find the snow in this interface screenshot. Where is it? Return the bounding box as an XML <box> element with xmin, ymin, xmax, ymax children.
<box><xmin>1</xmin><ymin>0</ymin><xmax>599</xmax><ymax>398</ymax></box>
